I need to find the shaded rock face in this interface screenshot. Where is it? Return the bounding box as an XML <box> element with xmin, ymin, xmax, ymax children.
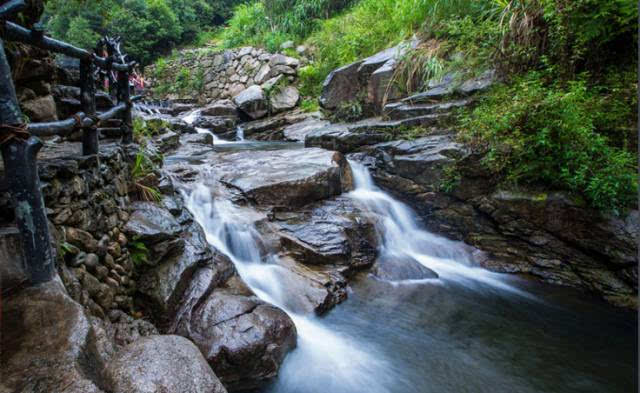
<box><xmin>320</xmin><ymin>39</ymin><xmax>419</xmax><ymax>112</ymax></box>
<box><xmin>352</xmin><ymin>135</ymin><xmax>639</xmax><ymax>308</ymax></box>
<box><xmin>103</xmin><ymin>335</ymin><xmax>227</xmax><ymax>393</ymax></box>
<box><xmin>272</xmin><ymin>196</ymin><xmax>378</xmax><ymax>270</ymax></box>
<box><xmin>372</xmin><ymin>254</ymin><xmax>439</xmax><ymax>281</ymax></box>
<box><xmin>124</xmin><ymin>201</ymin><xmax>182</xmax><ymax>243</ymax></box>
<box><xmin>0</xmin><ymin>226</ymin><xmax>28</xmax><ymax>293</ymax></box>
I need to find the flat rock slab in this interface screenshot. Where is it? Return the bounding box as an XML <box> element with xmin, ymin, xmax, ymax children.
<box><xmin>282</xmin><ymin>118</ymin><xmax>330</xmax><ymax>142</ymax></box>
<box><xmin>215</xmin><ymin>148</ymin><xmax>352</xmax><ymax>207</ymax></box>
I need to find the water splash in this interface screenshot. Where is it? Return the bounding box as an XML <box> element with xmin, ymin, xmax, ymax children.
<box><xmin>348</xmin><ymin>161</ymin><xmax>533</xmax><ymax>297</ymax></box>
<box><xmin>185</xmin><ymin>184</ymin><xmax>395</xmax><ymax>393</ymax></box>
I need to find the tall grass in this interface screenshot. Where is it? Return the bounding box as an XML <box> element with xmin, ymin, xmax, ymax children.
<box><xmin>299</xmin><ymin>0</ymin><xmax>492</xmax><ymax>95</ymax></box>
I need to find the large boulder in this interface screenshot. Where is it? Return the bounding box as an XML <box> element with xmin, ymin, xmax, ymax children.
<box><xmin>233</xmin><ymin>85</ymin><xmax>268</xmax><ymax>120</ymax></box>
<box><xmin>202</xmin><ymin>99</ymin><xmax>239</xmax><ymax>118</ymax></box>
<box><xmin>139</xmin><ymin>221</ymin><xmax>236</xmax><ymax>325</ymax></box>
<box><xmin>270</xmin><ymin>86</ymin><xmax>300</xmax><ymax>113</ymax></box>
<box><xmin>214</xmin><ymin>148</ymin><xmax>353</xmax><ymax>207</ymax></box>
<box><xmin>172</xmin><ymin>272</ymin><xmax>297</xmax><ymax>391</ymax></box>
<box><xmin>319</xmin><ymin>61</ymin><xmax>364</xmax><ymax>110</ymax></box>
<box><xmin>372</xmin><ymin>253</ymin><xmax>439</xmax><ymax>281</ymax></box>
<box><xmin>102</xmin><ymin>335</ymin><xmax>227</xmax><ymax>393</ymax></box>
<box><xmin>320</xmin><ymin>39</ymin><xmax>419</xmax><ymax>111</ymax></box>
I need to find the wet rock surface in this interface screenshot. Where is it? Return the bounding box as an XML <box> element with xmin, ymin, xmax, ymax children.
<box><xmin>172</xmin><ymin>274</ymin><xmax>297</xmax><ymax>391</ymax></box>
<box><xmin>103</xmin><ymin>335</ymin><xmax>227</xmax><ymax>393</ymax></box>
<box><xmin>212</xmin><ymin>148</ymin><xmax>353</xmax><ymax>207</ymax></box>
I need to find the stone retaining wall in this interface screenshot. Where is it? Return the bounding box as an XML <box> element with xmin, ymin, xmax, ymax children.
<box><xmin>0</xmin><ymin>143</ymin><xmax>137</xmax><ymax>318</ymax></box>
<box><xmin>146</xmin><ymin>46</ymin><xmax>302</xmax><ymax>104</ymax></box>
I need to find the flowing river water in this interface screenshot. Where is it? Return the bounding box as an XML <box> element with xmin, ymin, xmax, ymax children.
<box><xmin>167</xmin><ymin>110</ymin><xmax>637</xmax><ymax>393</ymax></box>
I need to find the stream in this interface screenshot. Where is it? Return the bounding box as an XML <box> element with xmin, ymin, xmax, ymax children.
<box><xmin>167</xmin><ymin>110</ymin><xmax>638</xmax><ymax>393</ymax></box>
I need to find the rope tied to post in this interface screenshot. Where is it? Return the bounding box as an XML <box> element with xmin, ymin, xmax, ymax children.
<box><xmin>0</xmin><ymin>123</ymin><xmax>29</xmax><ymax>145</ymax></box>
<box><xmin>72</xmin><ymin>113</ymin><xmax>84</xmax><ymax>129</ymax></box>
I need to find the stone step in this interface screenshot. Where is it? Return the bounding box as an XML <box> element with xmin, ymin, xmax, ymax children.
<box><xmin>305</xmin><ymin>114</ymin><xmax>451</xmax><ymax>153</ymax></box>
<box><xmin>384</xmin><ymin>99</ymin><xmax>471</xmax><ymax>120</ymax></box>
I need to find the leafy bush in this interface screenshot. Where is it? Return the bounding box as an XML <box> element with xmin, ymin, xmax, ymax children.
<box><xmin>459</xmin><ymin>70</ymin><xmax>637</xmax><ymax>213</ymax></box>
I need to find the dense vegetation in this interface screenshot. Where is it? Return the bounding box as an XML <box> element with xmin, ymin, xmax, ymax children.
<box><xmin>42</xmin><ymin>0</ymin><xmax>246</xmax><ymax>65</ymax></box>
<box><xmin>212</xmin><ymin>0</ymin><xmax>637</xmax><ymax>213</ymax></box>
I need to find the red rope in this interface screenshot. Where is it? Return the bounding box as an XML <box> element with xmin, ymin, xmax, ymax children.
<box><xmin>0</xmin><ymin>123</ymin><xmax>29</xmax><ymax>146</ymax></box>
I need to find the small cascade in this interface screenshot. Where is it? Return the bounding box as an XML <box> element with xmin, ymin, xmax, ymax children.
<box><xmin>181</xmin><ymin>109</ymin><xmax>236</xmax><ymax>145</ymax></box>
<box><xmin>348</xmin><ymin>161</ymin><xmax>530</xmax><ymax>295</ymax></box>
<box><xmin>185</xmin><ymin>184</ymin><xmax>394</xmax><ymax>393</ymax></box>
<box><xmin>236</xmin><ymin>125</ymin><xmax>245</xmax><ymax>141</ymax></box>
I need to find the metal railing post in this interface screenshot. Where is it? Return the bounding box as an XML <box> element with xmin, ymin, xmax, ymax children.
<box><xmin>80</xmin><ymin>58</ymin><xmax>98</xmax><ymax>155</ymax></box>
<box><xmin>0</xmin><ymin>38</ymin><xmax>55</xmax><ymax>284</ymax></box>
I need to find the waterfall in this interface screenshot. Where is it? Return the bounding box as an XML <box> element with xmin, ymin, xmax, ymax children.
<box><xmin>185</xmin><ymin>184</ymin><xmax>394</xmax><ymax>393</ymax></box>
<box><xmin>348</xmin><ymin>161</ymin><xmax>531</xmax><ymax>296</ymax></box>
<box><xmin>183</xmin><ymin>160</ymin><xmax>535</xmax><ymax>393</ymax></box>
<box><xmin>236</xmin><ymin>125</ymin><xmax>245</xmax><ymax>141</ymax></box>
<box><xmin>180</xmin><ymin>109</ymin><xmax>226</xmax><ymax>145</ymax></box>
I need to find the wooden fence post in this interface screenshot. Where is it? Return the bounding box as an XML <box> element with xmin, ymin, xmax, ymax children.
<box><xmin>80</xmin><ymin>58</ymin><xmax>98</xmax><ymax>155</ymax></box>
<box><xmin>0</xmin><ymin>38</ymin><xmax>55</xmax><ymax>284</ymax></box>
<box><xmin>117</xmin><ymin>69</ymin><xmax>133</xmax><ymax>144</ymax></box>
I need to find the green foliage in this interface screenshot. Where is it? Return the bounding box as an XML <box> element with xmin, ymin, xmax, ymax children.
<box><xmin>459</xmin><ymin>70</ymin><xmax>637</xmax><ymax>213</ymax></box>
<box><xmin>65</xmin><ymin>16</ymin><xmax>101</xmax><ymax>49</ymax></box>
<box><xmin>129</xmin><ymin>239</ymin><xmax>150</xmax><ymax>267</ymax></box>
<box><xmin>439</xmin><ymin>165</ymin><xmax>461</xmax><ymax>193</ymax></box>
<box><xmin>300</xmin><ymin>98</ymin><xmax>320</xmax><ymax>112</ymax></box>
<box><xmin>42</xmin><ymin>0</ymin><xmax>247</xmax><ymax>65</ymax></box>
<box><xmin>220</xmin><ymin>0</ymin><xmax>353</xmax><ymax>49</ymax></box>
<box><xmin>487</xmin><ymin>0</ymin><xmax>638</xmax><ymax>75</ymax></box>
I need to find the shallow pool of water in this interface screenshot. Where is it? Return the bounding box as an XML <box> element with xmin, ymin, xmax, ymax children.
<box><xmin>278</xmin><ymin>275</ymin><xmax>637</xmax><ymax>393</ymax></box>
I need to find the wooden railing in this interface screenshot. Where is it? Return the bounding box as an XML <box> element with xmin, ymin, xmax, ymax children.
<box><xmin>0</xmin><ymin>0</ymin><xmax>142</xmax><ymax>285</ymax></box>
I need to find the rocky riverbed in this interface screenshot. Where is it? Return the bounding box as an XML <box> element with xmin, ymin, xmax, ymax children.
<box><xmin>1</xmin><ymin>40</ymin><xmax>637</xmax><ymax>393</ymax></box>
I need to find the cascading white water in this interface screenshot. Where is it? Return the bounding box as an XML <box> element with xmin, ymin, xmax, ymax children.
<box><xmin>181</xmin><ymin>109</ymin><xmax>236</xmax><ymax>145</ymax></box>
<box><xmin>185</xmin><ymin>185</ymin><xmax>395</xmax><ymax>393</ymax></box>
<box><xmin>348</xmin><ymin>161</ymin><xmax>530</xmax><ymax>296</ymax></box>
<box><xmin>236</xmin><ymin>125</ymin><xmax>245</xmax><ymax>141</ymax></box>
